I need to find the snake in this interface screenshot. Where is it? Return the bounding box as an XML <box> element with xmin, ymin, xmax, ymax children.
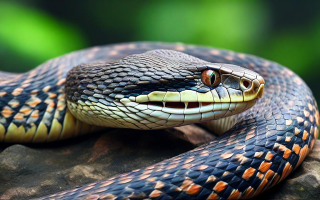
<box><xmin>0</xmin><ymin>42</ymin><xmax>318</xmax><ymax>200</ymax></box>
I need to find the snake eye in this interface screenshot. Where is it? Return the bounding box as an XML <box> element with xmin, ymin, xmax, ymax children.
<box><xmin>201</xmin><ymin>69</ymin><xmax>220</xmax><ymax>87</ymax></box>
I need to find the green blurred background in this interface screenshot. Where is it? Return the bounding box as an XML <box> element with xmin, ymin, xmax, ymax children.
<box><xmin>0</xmin><ymin>0</ymin><xmax>319</xmax><ymax>137</ymax></box>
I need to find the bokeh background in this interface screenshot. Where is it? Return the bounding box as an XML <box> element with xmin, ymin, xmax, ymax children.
<box><xmin>0</xmin><ymin>1</ymin><xmax>319</xmax><ymax>137</ymax></box>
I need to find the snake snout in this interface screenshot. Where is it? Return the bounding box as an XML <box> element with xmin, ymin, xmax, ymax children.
<box><xmin>241</xmin><ymin>75</ymin><xmax>265</xmax><ymax>101</ymax></box>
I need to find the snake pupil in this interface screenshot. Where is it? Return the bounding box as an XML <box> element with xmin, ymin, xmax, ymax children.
<box><xmin>210</xmin><ymin>72</ymin><xmax>215</xmax><ymax>86</ymax></box>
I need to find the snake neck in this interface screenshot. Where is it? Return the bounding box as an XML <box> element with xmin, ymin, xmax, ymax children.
<box><xmin>0</xmin><ymin>53</ymin><xmax>102</xmax><ymax>143</ymax></box>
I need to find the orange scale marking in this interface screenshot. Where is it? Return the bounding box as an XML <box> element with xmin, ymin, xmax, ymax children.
<box><xmin>200</xmin><ymin>150</ymin><xmax>210</xmax><ymax>157</ymax></box>
<box><xmin>0</xmin><ymin>92</ymin><xmax>7</xmax><ymax>97</ymax></box>
<box><xmin>256</xmin><ymin>172</ymin><xmax>264</xmax><ymax>179</ymax></box>
<box><xmin>206</xmin><ymin>175</ymin><xmax>217</xmax><ymax>183</ymax></box>
<box><xmin>154</xmin><ymin>181</ymin><xmax>165</xmax><ymax>189</ymax></box>
<box><xmin>138</xmin><ymin>174</ymin><xmax>150</xmax><ymax>180</ymax></box>
<box><xmin>12</xmin><ymin>87</ymin><xmax>23</xmax><ymax>96</ymax></box>
<box><xmin>265</xmin><ymin>151</ymin><xmax>274</xmax><ymax>161</ymax></box>
<box><xmin>100</xmin><ymin>194</ymin><xmax>116</xmax><ymax>199</ymax></box>
<box><xmin>56</xmin><ymin>78</ymin><xmax>66</xmax><ymax>86</ymax></box>
<box><xmin>145</xmin><ymin>165</ymin><xmax>155</xmax><ymax>170</ymax></box>
<box><xmin>294</xmin><ymin>127</ymin><xmax>301</xmax><ymax>135</ymax></box>
<box><xmin>242</xmin><ymin>186</ymin><xmax>255</xmax><ymax>199</ymax></box>
<box><xmin>225</xmin><ymin>56</ymin><xmax>234</xmax><ymax>61</ymax></box>
<box><xmin>184</xmin><ymin>157</ymin><xmax>194</xmax><ymax>164</ymax></box>
<box><xmin>296</xmin><ymin>116</ymin><xmax>304</xmax><ymax>123</ymax></box>
<box><xmin>210</xmin><ymin>50</ymin><xmax>220</xmax><ymax>55</ymax></box>
<box><xmin>242</xmin><ymin>167</ymin><xmax>256</xmax><ymax>181</ymax></box>
<box><xmin>42</xmin><ymin>85</ymin><xmax>51</xmax><ymax>92</ymax></box>
<box><xmin>182</xmin><ymin>164</ymin><xmax>192</xmax><ymax>169</ymax></box>
<box><xmin>207</xmin><ymin>192</ymin><xmax>219</xmax><ymax>200</ymax></box>
<box><xmin>30</xmin><ymin>110</ymin><xmax>39</xmax><ymax>118</ymax></box>
<box><xmin>81</xmin><ymin>185</ymin><xmax>94</xmax><ymax>192</ymax></box>
<box><xmin>235</xmin><ymin>144</ymin><xmax>246</xmax><ymax>150</ymax></box>
<box><xmin>2</xmin><ymin>107</ymin><xmax>14</xmax><ymax>118</ymax></box>
<box><xmin>278</xmin><ymin>144</ymin><xmax>287</xmax><ymax>152</ymax></box>
<box><xmin>213</xmin><ymin>181</ymin><xmax>228</xmax><ymax>193</ymax></box>
<box><xmin>258</xmin><ymin>161</ymin><xmax>272</xmax><ymax>173</ymax></box>
<box><xmin>119</xmin><ymin>178</ymin><xmax>132</xmax><ymax>184</ymax></box>
<box><xmin>220</xmin><ymin>152</ymin><xmax>233</xmax><ymax>159</ymax></box>
<box><xmin>30</xmin><ymin>90</ymin><xmax>39</xmax><ymax>95</ymax></box>
<box><xmin>149</xmin><ymin>190</ymin><xmax>163</xmax><ymax>198</ymax></box>
<box><xmin>283</xmin><ymin>149</ymin><xmax>292</xmax><ymax>159</ymax></box>
<box><xmin>280</xmin><ymin>162</ymin><xmax>292</xmax><ymax>182</ymax></box>
<box><xmin>228</xmin><ymin>189</ymin><xmax>241</xmax><ymax>199</ymax></box>
<box><xmin>285</xmin><ymin>136</ymin><xmax>293</xmax><ymax>142</ymax></box>
<box><xmin>8</xmin><ymin>100</ymin><xmax>20</xmax><ymax>108</ymax></box>
<box><xmin>146</xmin><ymin>177</ymin><xmax>157</xmax><ymax>182</ymax></box>
<box><xmin>238</xmin><ymin>54</ymin><xmax>246</xmax><ymax>59</ymax></box>
<box><xmin>245</xmin><ymin>132</ymin><xmax>255</xmax><ymax>141</ymax></box>
<box><xmin>302</xmin><ymin>130</ymin><xmax>309</xmax><ymax>141</ymax></box>
<box><xmin>180</xmin><ymin>178</ymin><xmax>193</xmax><ymax>190</ymax></box>
<box><xmin>296</xmin><ymin>145</ymin><xmax>309</xmax><ymax>168</ymax></box>
<box><xmin>198</xmin><ymin>165</ymin><xmax>209</xmax><ymax>171</ymax></box>
<box><xmin>27</xmin><ymin>97</ymin><xmax>42</xmax><ymax>107</ymax></box>
<box><xmin>186</xmin><ymin>184</ymin><xmax>202</xmax><ymax>195</ymax></box>
<box><xmin>20</xmin><ymin>106</ymin><xmax>32</xmax><ymax>115</ymax></box>
<box><xmin>254</xmin><ymin>152</ymin><xmax>264</xmax><ymax>159</ymax></box>
<box><xmin>304</xmin><ymin>110</ymin><xmax>310</xmax><ymax>118</ymax></box>
<box><xmin>13</xmin><ymin>113</ymin><xmax>24</xmax><ymax>120</ymax></box>
<box><xmin>167</xmin><ymin>164</ymin><xmax>178</xmax><ymax>170</ymax></box>
<box><xmin>314</xmin><ymin>127</ymin><xmax>318</xmax><ymax>140</ymax></box>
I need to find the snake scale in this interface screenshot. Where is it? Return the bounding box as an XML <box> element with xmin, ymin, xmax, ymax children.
<box><xmin>0</xmin><ymin>42</ymin><xmax>318</xmax><ymax>199</ymax></box>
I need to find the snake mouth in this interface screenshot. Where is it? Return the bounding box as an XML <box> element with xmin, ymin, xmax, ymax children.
<box><xmin>149</xmin><ymin>102</ymin><xmax>201</xmax><ymax>108</ymax></box>
<box><xmin>117</xmin><ymin>88</ymin><xmax>262</xmax><ymax>123</ymax></box>
<box><xmin>140</xmin><ymin>100</ymin><xmax>256</xmax><ymax>115</ymax></box>
<box><xmin>98</xmin><ymin>87</ymin><xmax>264</xmax><ymax>127</ymax></box>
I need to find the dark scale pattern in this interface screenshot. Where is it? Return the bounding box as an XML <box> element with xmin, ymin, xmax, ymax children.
<box><xmin>0</xmin><ymin>42</ymin><xmax>318</xmax><ymax>199</ymax></box>
<box><xmin>0</xmin><ymin>46</ymin><xmax>113</xmax><ymax>142</ymax></box>
<box><xmin>65</xmin><ymin>50</ymin><xmax>216</xmax><ymax>105</ymax></box>
<box><xmin>65</xmin><ymin>49</ymin><xmax>260</xmax><ymax>108</ymax></box>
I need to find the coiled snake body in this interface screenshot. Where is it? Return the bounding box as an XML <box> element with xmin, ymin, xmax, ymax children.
<box><xmin>0</xmin><ymin>42</ymin><xmax>318</xmax><ymax>199</ymax></box>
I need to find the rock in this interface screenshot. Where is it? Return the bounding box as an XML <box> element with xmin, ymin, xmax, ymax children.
<box><xmin>0</xmin><ymin>126</ymin><xmax>318</xmax><ymax>200</ymax></box>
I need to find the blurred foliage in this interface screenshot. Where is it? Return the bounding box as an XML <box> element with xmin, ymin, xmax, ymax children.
<box><xmin>0</xmin><ymin>0</ymin><xmax>319</xmax><ymax>137</ymax></box>
<box><xmin>0</xmin><ymin>1</ymin><xmax>87</xmax><ymax>72</ymax></box>
<box><xmin>137</xmin><ymin>1</ymin><xmax>267</xmax><ymax>53</ymax></box>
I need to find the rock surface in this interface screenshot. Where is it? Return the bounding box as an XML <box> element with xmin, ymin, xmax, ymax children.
<box><xmin>0</xmin><ymin>125</ymin><xmax>319</xmax><ymax>200</ymax></box>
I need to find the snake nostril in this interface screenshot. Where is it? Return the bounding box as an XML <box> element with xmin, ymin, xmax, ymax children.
<box><xmin>243</xmin><ymin>80</ymin><xmax>250</xmax><ymax>89</ymax></box>
<box><xmin>241</xmin><ymin>78</ymin><xmax>251</xmax><ymax>91</ymax></box>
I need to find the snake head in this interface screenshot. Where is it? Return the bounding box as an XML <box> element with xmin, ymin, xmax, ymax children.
<box><xmin>66</xmin><ymin>50</ymin><xmax>264</xmax><ymax>129</ymax></box>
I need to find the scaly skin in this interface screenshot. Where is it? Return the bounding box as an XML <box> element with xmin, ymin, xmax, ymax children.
<box><xmin>0</xmin><ymin>42</ymin><xmax>318</xmax><ymax>199</ymax></box>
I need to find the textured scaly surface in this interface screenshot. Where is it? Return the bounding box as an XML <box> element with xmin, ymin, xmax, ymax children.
<box><xmin>0</xmin><ymin>42</ymin><xmax>318</xmax><ymax>199</ymax></box>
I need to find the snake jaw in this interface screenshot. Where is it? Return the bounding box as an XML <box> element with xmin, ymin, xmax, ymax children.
<box><xmin>118</xmin><ymin>72</ymin><xmax>265</xmax><ymax>126</ymax></box>
<box><xmin>119</xmin><ymin>92</ymin><xmax>258</xmax><ymax>124</ymax></box>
